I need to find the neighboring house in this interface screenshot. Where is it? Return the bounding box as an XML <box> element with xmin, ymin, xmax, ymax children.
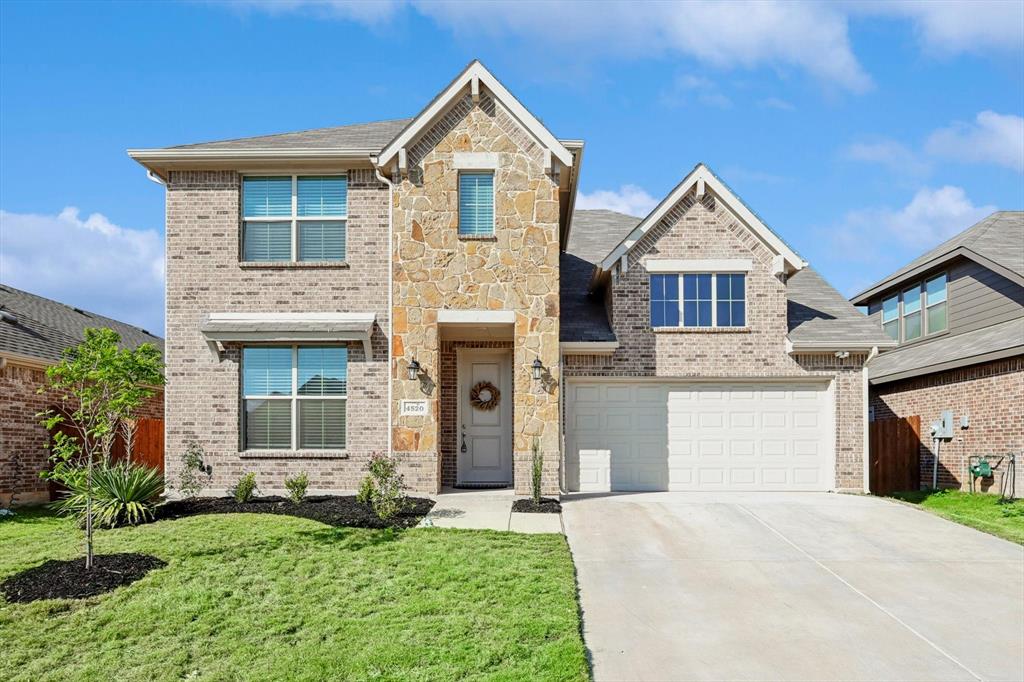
<box><xmin>0</xmin><ymin>285</ymin><xmax>164</xmax><ymax>505</ymax></box>
<box><xmin>129</xmin><ymin>61</ymin><xmax>891</xmax><ymax>497</ymax></box>
<box><xmin>852</xmin><ymin>212</ymin><xmax>1024</xmax><ymax>492</ymax></box>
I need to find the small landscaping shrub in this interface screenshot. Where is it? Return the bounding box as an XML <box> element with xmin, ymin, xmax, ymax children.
<box><xmin>52</xmin><ymin>461</ymin><xmax>165</xmax><ymax>528</ymax></box>
<box><xmin>284</xmin><ymin>472</ymin><xmax>309</xmax><ymax>504</ymax></box>
<box><xmin>531</xmin><ymin>437</ymin><xmax>543</xmax><ymax>505</ymax></box>
<box><xmin>365</xmin><ymin>452</ymin><xmax>406</xmax><ymax>521</ymax></box>
<box><xmin>229</xmin><ymin>472</ymin><xmax>259</xmax><ymax>503</ymax></box>
<box><xmin>177</xmin><ymin>440</ymin><xmax>212</xmax><ymax>498</ymax></box>
<box><xmin>356</xmin><ymin>475</ymin><xmax>375</xmax><ymax>505</ymax></box>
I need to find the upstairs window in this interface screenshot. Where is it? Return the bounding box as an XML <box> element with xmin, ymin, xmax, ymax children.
<box><xmin>458</xmin><ymin>172</ymin><xmax>494</xmax><ymax>236</ymax></box>
<box><xmin>242</xmin><ymin>175</ymin><xmax>347</xmax><ymax>262</ymax></box>
<box><xmin>902</xmin><ymin>285</ymin><xmax>922</xmax><ymax>341</ymax></box>
<box><xmin>649</xmin><ymin>273</ymin><xmax>746</xmax><ymax>329</ymax></box>
<box><xmin>882</xmin><ymin>295</ymin><xmax>899</xmax><ymax>340</ymax></box>
<box><xmin>242</xmin><ymin>346</ymin><xmax>347</xmax><ymax>450</ymax></box>
<box><xmin>925</xmin><ymin>274</ymin><xmax>948</xmax><ymax>334</ymax></box>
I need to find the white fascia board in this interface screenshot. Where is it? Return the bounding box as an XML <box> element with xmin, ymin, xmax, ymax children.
<box><xmin>436</xmin><ymin>309</ymin><xmax>515</xmax><ymax>325</ymax></box>
<box><xmin>560</xmin><ymin>341</ymin><xmax>619</xmax><ymax>355</ymax></box>
<box><xmin>127</xmin><ymin>148</ymin><xmax>378</xmax><ymax>162</ymax></box>
<box><xmin>786</xmin><ymin>338</ymin><xmax>898</xmax><ymax>354</ymax></box>
<box><xmin>453</xmin><ymin>152</ymin><xmax>499</xmax><ymax>170</ymax></box>
<box><xmin>377</xmin><ymin>61</ymin><xmax>572</xmax><ymax>169</ymax></box>
<box><xmin>600</xmin><ymin>164</ymin><xmax>805</xmax><ymax>273</ymax></box>
<box><xmin>645</xmin><ymin>258</ymin><xmax>752</xmax><ymax>273</ymax></box>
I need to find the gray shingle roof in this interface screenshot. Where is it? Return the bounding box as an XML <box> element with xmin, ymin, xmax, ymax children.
<box><xmin>560</xmin><ymin>210</ymin><xmax>641</xmax><ymax>343</ymax></box>
<box><xmin>168</xmin><ymin>118</ymin><xmax>413</xmax><ymax>151</ymax></box>
<box><xmin>0</xmin><ymin>284</ymin><xmax>164</xmax><ymax>364</ymax></box>
<box><xmin>787</xmin><ymin>267</ymin><xmax>895</xmax><ymax>348</ymax></box>
<box><xmin>869</xmin><ymin>318</ymin><xmax>1023</xmax><ymax>383</ymax></box>
<box><xmin>852</xmin><ymin>211</ymin><xmax>1023</xmax><ymax>303</ymax></box>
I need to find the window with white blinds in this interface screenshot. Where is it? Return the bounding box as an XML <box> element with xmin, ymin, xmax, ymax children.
<box><xmin>458</xmin><ymin>172</ymin><xmax>494</xmax><ymax>236</ymax></box>
<box><xmin>242</xmin><ymin>175</ymin><xmax>347</xmax><ymax>262</ymax></box>
<box><xmin>242</xmin><ymin>346</ymin><xmax>347</xmax><ymax>450</ymax></box>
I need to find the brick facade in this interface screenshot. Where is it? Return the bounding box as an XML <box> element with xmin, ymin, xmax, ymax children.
<box><xmin>562</xmin><ymin>191</ymin><xmax>871</xmax><ymax>491</ymax></box>
<box><xmin>0</xmin><ymin>360</ymin><xmax>163</xmax><ymax>505</ymax></box>
<box><xmin>390</xmin><ymin>92</ymin><xmax>561</xmax><ymax>495</ymax></box>
<box><xmin>163</xmin><ymin>169</ymin><xmax>390</xmax><ymax>495</ymax></box>
<box><xmin>871</xmin><ymin>357</ymin><xmax>1024</xmax><ymax>492</ymax></box>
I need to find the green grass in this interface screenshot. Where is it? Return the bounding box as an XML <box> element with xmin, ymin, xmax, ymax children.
<box><xmin>0</xmin><ymin>509</ymin><xmax>589</xmax><ymax>682</ymax></box>
<box><xmin>891</xmin><ymin>489</ymin><xmax>1024</xmax><ymax>545</ymax></box>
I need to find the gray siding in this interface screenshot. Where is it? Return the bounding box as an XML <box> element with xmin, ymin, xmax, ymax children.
<box><xmin>865</xmin><ymin>256</ymin><xmax>1024</xmax><ymax>343</ymax></box>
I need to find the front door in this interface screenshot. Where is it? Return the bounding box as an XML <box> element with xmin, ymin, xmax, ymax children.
<box><xmin>457</xmin><ymin>349</ymin><xmax>513</xmax><ymax>485</ymax></box>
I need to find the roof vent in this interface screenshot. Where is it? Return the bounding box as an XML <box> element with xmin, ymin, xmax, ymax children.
<box><xmin>0</xmin><ymin>309</ymin><xmax>16</xmax><ymax>324</ymax></box>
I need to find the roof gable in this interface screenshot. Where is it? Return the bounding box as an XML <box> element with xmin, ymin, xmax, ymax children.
<box><xmin>376</xmin><ymin>61</ymin><xmax>572</xmax><ymax>171</ymax></box>
<box><xmin>599</xmin><ymin>164</ymin><xmax>805</xmax><ymax>273</ymax></box>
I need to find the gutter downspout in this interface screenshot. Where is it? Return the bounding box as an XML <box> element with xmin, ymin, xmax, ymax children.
<box><xmin>862</xmin><ymin>346</ymin><xmax>879</xmax><ymax>494</ymax></box>
<box><xmin>146</xmin><ymin>170</ymin><xmax>166</xmax><ymax>186</ymax></box>
<box><xmin>373</xmin><ymin>159</ymin><xmax>395</xmax><ymax>459</ymax></box>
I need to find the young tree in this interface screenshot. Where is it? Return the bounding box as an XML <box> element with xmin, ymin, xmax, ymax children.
<box><xmin>40</xmin><ymin>328</ymin><xmax>164</xmax><ymax>568</ymax></box>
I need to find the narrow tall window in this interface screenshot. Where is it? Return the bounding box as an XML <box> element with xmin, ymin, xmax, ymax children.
<box><xmin>682</xmin><ymin>274</ymin><xmax>713</xmax><ymax>327</ymax></box>
<box><xmin>925</xmin><ymin>274</ymin><xmax>948</xmax><ymax>334</ymax></box>
<box><xmin>242</xmin><ymin>346</ymin><xmax>347</xmax><ymax>450</ymax></box>
<box><xmin>242</xmin><ymin>175</ymin><xmax>347</xmax><ymax>262</ymax></box>
<box><xmin>458</xmin><ymin>172</ymin><xmax>494</xmax><ymax>236</ymax></box>
<box><xmin>715</xmin><ymin>274</ymin><xmax>746</xmax><ymax>327</ymax></box>
<box><xmin>902</xmin><ymin>285</ymin><xmax>922</xmax><ymax>341</ymax></box>
<box><xmin>649</xmin><ymin>274</ymin><xmax>680</xmax><ymax>327</ymax></box>
<box><xmin>882</xmin><ymin>295</ymin><xmax>899</xmax><ymax>340</ymax></box>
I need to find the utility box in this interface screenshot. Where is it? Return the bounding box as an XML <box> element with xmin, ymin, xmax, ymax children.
<box><xmin>930</xmin><ymin>410</ymin><xmax>954</xmax><ymax>440</ymax></box>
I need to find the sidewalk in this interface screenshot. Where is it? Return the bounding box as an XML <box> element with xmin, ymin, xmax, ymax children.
<box><xmin>420</xmin><ymin>488</ymin><xmax>562</xmax><ymax>533</ymax></box>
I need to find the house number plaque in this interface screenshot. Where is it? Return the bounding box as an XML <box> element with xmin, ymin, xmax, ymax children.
<box><xmin>400</xmin><ymin>399</ymin><xmax>429</xmax><ymax>416</ymax></box>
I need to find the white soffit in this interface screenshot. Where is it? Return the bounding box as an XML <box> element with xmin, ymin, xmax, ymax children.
<box><xmin>600</xmin><ymin>164</ymin><xmax>805</xmax><ymax>273</ymax></box>
<box><xmin>645</xmin><ymin>258</ymin><xmax>752</xmax><ymax>273</ymax></box>
<box><xmin>377</xmin><ymin>60</ymin><xmax>573</xmax><ymax>169</ymax></box>
<box><xmin>437</xmin><ymin>309</ymin><xmax>515</xmax><ymax>325</ymax></box>
<box><xmin>560</xmin><ymin>341</ymin><xmax>619</xmax><ymax>355</ymax></box>
<box><xmin>200</xmin><ymin>312</ymin><xmax>376</xmax><ymax>357</ymax></box>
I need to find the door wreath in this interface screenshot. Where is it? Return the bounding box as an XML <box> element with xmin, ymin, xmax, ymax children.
<box><xmin>470</xmin><ymin>381</ymin><xmax>500</xmax><ymax>411</ymax></box>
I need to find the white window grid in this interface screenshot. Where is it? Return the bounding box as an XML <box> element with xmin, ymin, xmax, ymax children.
<box><xmin>241</xmin><ymin>174</ymin><xmax>347</xmax><ymax>262</ymax></box>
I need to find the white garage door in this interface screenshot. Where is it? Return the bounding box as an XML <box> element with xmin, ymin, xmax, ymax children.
<box><xmin>565</xmin><ymin>381</ymin><xmax>835</xmax><ymax>492</ymax></box>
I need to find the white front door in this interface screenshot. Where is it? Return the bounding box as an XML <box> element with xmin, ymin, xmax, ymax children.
<box><xmin>565</xmin><ymin>381</ymin><xmax>835</xmax><ymax>492</ymax></box>
<box><xmin>457</xmin><ymin>349</ymin><xmax>513</xmax><ymax>485</ymax></box>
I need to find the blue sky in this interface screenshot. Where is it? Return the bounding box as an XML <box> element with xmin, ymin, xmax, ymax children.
<box><xmin>1</xmin><ymin>0</ymin><xmax>1022</xmax><ymax>334</ymax></box>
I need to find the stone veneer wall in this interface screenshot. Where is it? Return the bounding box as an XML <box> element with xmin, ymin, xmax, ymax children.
<box><xmin>871</xmin><ymin>357</ymin><xmax>1023</xmax><ymax>492</ymax></box>
<box><xmin>562</xmin><ymin>190</ymin><xmax>870</xmax><ymax>491</ymax></box>
<box><xmin>0</xmin><ymin>361</ymin><xmax>163</xmax><ymax>505</ymax></box>
<box><xmin>163</xmin><ymin>169</ymin><xmax>391</xmax><ymax>495</ymax></box>
<box><xmin>391</xmin><ymin>91</ymin><xmax>561</xmax><ymax>495</ymax></box>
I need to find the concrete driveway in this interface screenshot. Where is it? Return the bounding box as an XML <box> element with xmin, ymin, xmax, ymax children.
<box><xmin>562</xmin><ymin>492</ymin><xmax>1024</xmax><ymax>682</ymax></box>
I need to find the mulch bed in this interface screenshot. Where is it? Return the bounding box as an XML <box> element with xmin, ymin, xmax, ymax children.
<box><xmin>155</xmin><ymin>495</ymin><xmax>435</xmax><ymax>530</ymax></box>
<box><xmin>2</xmin><ymin>553</ymin><xmax>166</xmax><ymax>603</ymax></box>
<box><xmin>511</xmin><ymin>498</ymin><xmax>562</xmax><ymax>514</ymax></box>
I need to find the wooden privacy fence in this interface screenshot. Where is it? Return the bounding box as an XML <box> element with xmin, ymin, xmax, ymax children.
<box><xmin>869</xmin><ymin>415</ymin><xmax>921</xmax><ymax>496</ymax></box>
<box><xmin>47</xmin><ymin>416</ymin><xmax>165</xmax><ymax>500</ymax></box>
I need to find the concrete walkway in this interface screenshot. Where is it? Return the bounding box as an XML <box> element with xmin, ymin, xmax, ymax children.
<box><xmin>563</xmin><ymin>492</ymin><xmax>1024</xmax><ymax>682</ymax></box>
<box><xmin>420</xmin><ymin>488</ymin><xmax>563</xmax><ymax>533</ymax></box>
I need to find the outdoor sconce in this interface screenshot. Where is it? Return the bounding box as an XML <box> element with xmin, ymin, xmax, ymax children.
<box><xmin>531</xmin><ymin>358</ymin><xmax>544</xmax><ymax>381</ymax></box>
<box><xmin>407</xmin><ymin>358</ymin><xmax>422</xmax><ymax>381</ymax></box>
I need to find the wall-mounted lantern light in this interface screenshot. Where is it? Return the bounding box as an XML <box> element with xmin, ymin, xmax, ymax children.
<box><xmin>407</xmin><ymin>358</ymin><xmax>421</xmax><ymax>381</ymax></box>
<box><xmin>531</xmin><ymin>358</ymin><xmax>544</xmax><ymax>381</ymax></box>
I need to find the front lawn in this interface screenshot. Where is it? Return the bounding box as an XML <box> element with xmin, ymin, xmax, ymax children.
<box><xmin>0</xmin><ymin>509</ymin><xmax>588</xmax><ymax>681</ymax></box>
<box><xmin>891</xmin><ymin>489</ymin><xmax>1024</xmax><ymax>545</ymax></box>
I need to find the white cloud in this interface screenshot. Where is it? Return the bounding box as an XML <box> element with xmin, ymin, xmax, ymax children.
<box><xmin>660</xmin><ymin>73</ymin><xmax>733</xmax><ymax>109</ymax></box>
<box><xmin>758</xmin><ymin>97</ymin><xmax>795</xmax><ymax>111</ymax></box>
<box><xmin>576</xmin><ymin>185</ymin><xmax>659</xmax><ymax>217</ymax></box>
<box><xmin>925</xmin><ymin>111</ymin><xmax>1024</xmax><ymax>173</ymax></box>
<box><xmin>859</xmin><ymin>1</ymin><xmax>1024</xmax><ymax>56</ymax></box>
<box><xmin>843</xmin><ymin>139</ymin><xmax>931</xmax><ymax>177</ymax></box>
<box><xmin>0</xmin><ymin>208</ymin><xmax>165</xmax><ymax>334</ymax></box>
<box><xmin>832</xmin><ymin>186</ymin><xmax>996</xmax><ymax>261</ymax></box>
<box><xmin>231</xmin><ymin>0</ymin><xmax>402</xmax><ymax>24</ymax></box>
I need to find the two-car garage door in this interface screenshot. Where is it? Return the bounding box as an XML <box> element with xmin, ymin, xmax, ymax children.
<box><xmin>565</xmin><ymin>381</ymin><xmax>835</xmax><ymax>492</ymax></box>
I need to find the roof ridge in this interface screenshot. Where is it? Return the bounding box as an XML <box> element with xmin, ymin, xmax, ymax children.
<box><xmin>169</xmin><ymin>117</ymin><xmax>414</xmax><ymax>150</ymax></box>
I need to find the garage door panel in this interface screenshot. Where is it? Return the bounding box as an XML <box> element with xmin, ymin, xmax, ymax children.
<box><xmin>567</xmin><ymin>381</ymin><xmax>833</xmax><ymax>492</ymax></box>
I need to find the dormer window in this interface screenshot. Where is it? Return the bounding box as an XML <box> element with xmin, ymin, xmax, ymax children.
<box><xmin>881</xmin><ymin>272</ymin><xmax>948</xmax><ymax>343</ymax></box>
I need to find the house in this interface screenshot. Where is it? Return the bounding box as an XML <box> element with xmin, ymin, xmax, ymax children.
<box><xmin>851</xmin><ymin>212</ymin><xmax>1024</xmax><ymax>492</ymax></box>
<box><xmin>0</xmin><ymin>284</ymin><xmax>165</xmax><ymax>505</ymax></box>
<box><xmin>128</xmin><ymin>61</ymin><xmax>892</xmax><ymax>497</ymax></box>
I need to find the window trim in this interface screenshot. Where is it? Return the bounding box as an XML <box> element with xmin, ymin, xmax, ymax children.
<box><xmin>241</xmin><ymin>173</ymin><xmax>348</xmax><ymax>263</ymax></box>
<box><xmin>241</xmin><ymin>344</ymin><xmax>348</xmax><ymax>452</ymax></box>
<box><xmin>457</xmin><ymin>170</ymin><xmax>496</xmax><ymax>237</ymax></box>
<box><xmin>649</xmin><ymin>272</ymin><xmax>747</xmax><ymax>330</ymax></box>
